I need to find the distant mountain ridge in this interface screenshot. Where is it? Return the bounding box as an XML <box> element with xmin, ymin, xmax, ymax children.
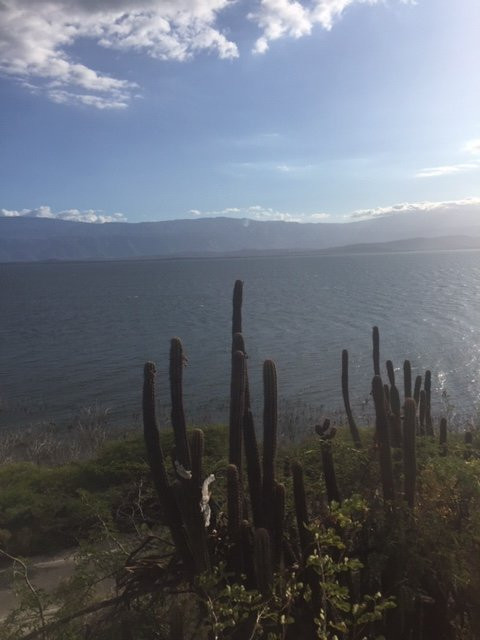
<box><xmin>1</xmin><ymin>210</ymin><xmax>480</xmax><ymax>262</ymax></box>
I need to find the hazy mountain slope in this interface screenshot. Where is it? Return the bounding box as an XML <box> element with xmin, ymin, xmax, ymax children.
<box><xmin>1</xmin><ymin>210</ymin><xmax>480</xmax><ymax>262</ymax></box>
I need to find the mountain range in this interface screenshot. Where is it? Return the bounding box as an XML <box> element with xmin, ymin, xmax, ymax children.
<box><xmin>1</xmin><ymin>208</ymin><xmax>480</xmax><ymax>262</ymax></box>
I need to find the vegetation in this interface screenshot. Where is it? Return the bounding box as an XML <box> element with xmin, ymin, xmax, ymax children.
<box><xmin>1</xmin><ymin>280</ymin><xmax>480</xmax><ymax>639</ymax></box>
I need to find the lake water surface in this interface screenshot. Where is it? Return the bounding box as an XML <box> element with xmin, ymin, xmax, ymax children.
<box><xmin>2</xmin><ymin>251</ymin><xmax>480</xmax><ymax>431</ymax></box>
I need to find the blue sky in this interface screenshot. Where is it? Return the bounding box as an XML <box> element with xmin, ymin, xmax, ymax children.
<box><xmin>0</xmin><ymin>0</ymin><xmax>479</xmax><ymax>224</ymax></box>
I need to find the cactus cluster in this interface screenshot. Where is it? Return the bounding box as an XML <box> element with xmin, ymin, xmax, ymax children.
<box><xmin>140</xmin><ymin>282</ymin><xmax>471</xmax><ymax>640</ymax></box>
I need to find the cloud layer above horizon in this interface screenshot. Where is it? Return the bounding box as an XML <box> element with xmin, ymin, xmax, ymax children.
<box><xmin>0</xmin><ymin>0</ymin><xmax>409</xmax><ymax>109</ymax></box>
<box><xmin>0</xmin><ymin>206</ymin><xmax>127</xmax><ymax>223</ymax></box>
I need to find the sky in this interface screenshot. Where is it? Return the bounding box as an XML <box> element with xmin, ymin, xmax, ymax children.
<box><xmin>0</xmin><ymin>0</ymin><xmax>479</xmax><ymax>224</ymax></box>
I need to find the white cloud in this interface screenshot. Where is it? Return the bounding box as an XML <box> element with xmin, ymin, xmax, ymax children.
<box><xmin>249</xmin><ymin>0</ymin><xmax>408</xmax><ymax>54</ymax></box>
<box><xmin>349</xmin><ymin>197</ymin><xmax>480</xmax><ymax>220</ymax></box>
<box><xmin>188</xmin><ymin>204</ymin><xmax>330</xmax><ymax>222</ymax></box>
<box><xmin>463</xmin><ymin>138</ymin><xmax>480</xmax><ymax>155</ymax></box>
<box><xmin>0</xmin><ymin>206</ymin><xmax>127</xmax><ymax>223</ymax></box>
<box><xmin>0</xmin><ymin>0</ymin><xmax>237</xmax><ymax>108</ymax></box>
<box><xmin>415</xmin><ymin>163</ymin><xmax>480</xmax><ymax>178</ymax></box>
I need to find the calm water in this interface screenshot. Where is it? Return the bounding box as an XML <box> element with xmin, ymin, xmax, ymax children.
<box><xmin>2</xmin><ymin>251</ymin><xmax>480</xmax><ymax>431</ymax></box>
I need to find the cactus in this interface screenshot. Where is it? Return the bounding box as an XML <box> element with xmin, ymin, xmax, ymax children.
<box><xmin>413</xmin><ymin>375</ymin><xmax>422</xmax><ymax>406</ymax></box>
<box><xmin>172</xmin><ymin>479</ymin><xmax>210</xmax><ymax>573</ymax></box>
<box><xmin>227</xmin><ymin>464</ymin><xmax>242</xmax><ymax>538</ymax></box>
<box><xmin>291</xmin><ymin>461</ymin><xmax>311</xmax><ymax>556</ymax></box>
<box><xmin>403</xmin><ymin>360</ymin><xmax>412</xmax><ymax>399</ymax></box>
<box><xmin>229</xmin><ymin>350</ymin><xmax>246</xmax><ymax>473</ymax></box>
<box><xmin>169</xmin><ymin>338</ymin><xmax>191</xmax><ymax>472</ymax></box>
<box><xmin>386</xmin><ymin>360</ymin><xmax>395</xmax><ymax>387</ymax></box>
<box><xmin>254</xmin><ymin>528</ymin><xmax>273</xmax><ymax>596</ymax></box>
<box><xmin>273</xmin><ymin>482</ymin><xmax>286</xmax><ymax>568</ymax></box>
<box><xmin>262</xmin><ymin>360</ymin><xmax>277</xmax><ymax>531</ymax></box>
<box><xmin>372</xmin><ymin>375</ymin><xmax>395</xmax><ymax>502</ymax></box>
<box><xmin>142</xmin><ymin>362</ymin><xmax>193</xmax><ymax>571</ymax></box>
<box><xmin>419</xmin><ymin>390</ymin><xmax>426</xmax><ymax>435</ymax></box>
<box><xmin>341</xmin><ymin>349</ymin><xmax>362</xmax><ymax>448</ymax></box>
<box><xmin>383</xmin><ymin>383</ymin><xmax>391</xmax><ymax>412</ymax></box>
<box><xmin>439</xmin><ymin>417</ymin><xmax>447</xmax><ymax>456</ymax></box>
<box><xmin>317</xmin><ymin>419</ymin><xmax>341</xmax><ymax>504</ymax></box>
<box><xmin>424</xmin><ymin>370</ymin><xmax>434</xmax><ymax>436</ymax></box>
<box><xmin>389</xmin><ymin>384</ymin><xmax>402</xmax><ymax>447</ymax></box>
<box><xmin>190</xmin><ymin>428</ymin><xmax>204</xmax><ymax>488</ymax></box>
<box><xmin>403</xmin><ymin>398</ymin><xmax>416</xmax><ymax>508</ymax></box>
<box><xmin>232</xmin><ymin>279</ymin><xmax>243</xmax><ymax>337</ymax></box>
<box><xmin>373</xmin><ymin>326</ymin><xmax>380</xmax><ymax>376</ymax></box>
<box><xmin>244</xmin><ymin>408</ymin><xmax>263</xmax><ymax>528</ymax></box>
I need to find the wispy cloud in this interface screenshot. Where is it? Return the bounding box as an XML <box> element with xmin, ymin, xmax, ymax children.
<box><xmin>0</xmin><ymin>0</ymin><xmax>237</xmax><ymax>109</ymax></box>
<box><xmin>463</xmin><ymin>138</ymin><xmax>480</xmax><ymax>155</ymax></box>
<box><xmin>415</xmin><ymin>136</ymin><xmax>480</xmax><ymax>178</ymax></box>
<box><xmin>415</xmin><ymin>163</ymin><xmax>479</xmax><ymax>178</ymax></box>
<box><xmin>248</xmin><ymin>0</ymin><xmax>412</xmax><ymax>54</ymax></box>
<box><xmin>349</xmin><ymin>197</ymin><xmax>480</xmax><ymax>220</ymax></box>
<box><xmin>0</xmin><ymin>206</ymin><xmax>127</xmax><ymax>223</ymax></box>
<box><xmin>189</xmin><ymin>205</ymin><xmax>329</xmax><ymax>222</ymax></box>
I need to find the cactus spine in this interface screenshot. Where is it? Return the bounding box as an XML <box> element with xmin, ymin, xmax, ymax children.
<box><xmin>341</xmin><ymin>349</ymin><xmax>362</xmax><ymax>448</ymax></box>
<box><xmin>403</xmin><ymin>398</ymin><xmax>416</xmax><ymax>508</ymax></box>
<box><xmin>262</xmin><ymin>360</ymin><xmax>277</xmax><ymax>531</ymax></box>
<box><xmin>372</xmin><ymin>375</ymin><xmax>395</xmax><ymax>502</ymax></box>
<box><xmin>169</xmin><ymin>338</ymin><xmax>191</xmax><ymax>472</ymax></box>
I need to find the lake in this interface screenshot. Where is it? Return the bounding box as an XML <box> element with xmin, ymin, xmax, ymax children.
<box><xmin>2</xmin><ymin>251</ymin><xmax>480</xmax><ymax>432</ymax></box>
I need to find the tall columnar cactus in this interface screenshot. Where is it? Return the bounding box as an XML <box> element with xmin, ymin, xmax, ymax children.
<box><xmin>227</xmin><ymin>464</ymin><xmax>243</xmax><ymax>545</ymax></box>
<box><xmin>291</xmin><ymin>461</ymin><xmax>311</xmax><ymax>556</ymax></box>
<box><xmin>254</xmin><ymin>528</ymin><xmax>273</xmax><ymax>596</ymax></box>
<box><xmin>169</xmin><ymin>338</ymin><xmax>191</xmax><ymax>472</ymax></box>
<box><xmin>372</xmin><ymin>326</ymin><xmax>380</xmax><ymax>376</ymax></box>
<box><xmin>403</xmin><ymin>398</ymin><xmax>416</xmax><ymax>508</ymax></box>
<box><xmin>232</xmin><ymin>279</ymin><xmax>243</xmax><ymax>337</ymax></box>
<box><xmin>317</xmin><ymin>419</ymin><xmax>341</xmax><ymax>504</ymax></box>
<box><xmin>403</xmin><ymin>360</ymin><xmax>412</xmax><ymax>399</ymax></box>
<box><xmin>190</xmin><ymin>428</ymin><xmax>204</xmax><ymax>488</ymax></box>
<box><xmin>424</xmin><ymin>369</ymin><xmax>433</xmax><ymax>436</ymax></box>
<box><xmin>419</xmin><ymin>390</ymin><xmax>426</xmax><ymax>436</ymax></box>
<box><xmin>341</xmin><ymin>349</ymin><xmax>362</xmax><ymax>448</ymax></box>
<box><xmin>413</xmin><ymin>375</ymin><xmax>422</xmax><ymax>406</ymax></box>
<box><xmin>142</xmin><ymin>362</ymin><xmax>193</xmax><ymax>571</ymax></box>
<box><xmin>439</xmin><ymin>417</ymin><xmax>447</xmax><ymax>456</ymax></box>
<box><xmin>229</xmin><ymin>350</ymin><xmax>246</xmax><ymax>473</ymax></box>
<box><xmin>386</xmin><ymin>360</ymin><xmax>395</xmax><ymax>387</ymax></box>
<box><xmin>273</xmin><ymin>482</ymin><xmax>286</xmax><ymax>568</ymax></box>
<box><xmin>389</xmin><ymin>384</ymin><xmax>402</xmax><ymax>447</ymax></box>
<box><xmin>372</xmin><ymin>375</ymin><xmax>395</xmax><ymax>502</ymax></box>
<box><xmin>244</xmin><ymin>409</ymin><xmax>263</xmax><ymax>528</ymax></box>
<box><xmin>262</xmin><ymin>360</ymin><xmax>277</xmax><ymax>531</ymax></box>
